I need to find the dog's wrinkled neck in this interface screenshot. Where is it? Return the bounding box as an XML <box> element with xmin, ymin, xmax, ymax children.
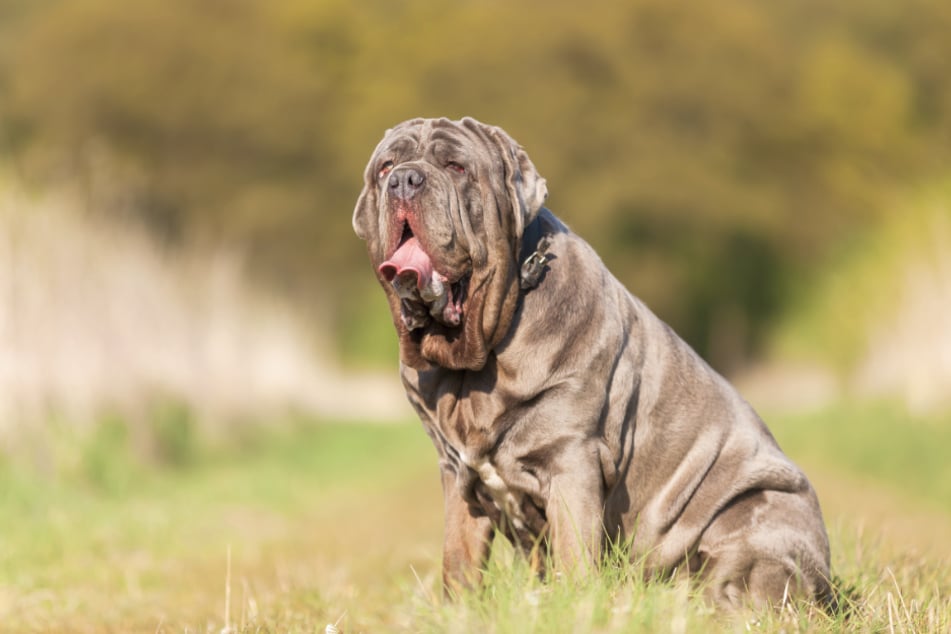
<box><xmin>518</xmin><ymin>214</ymin><xmax>552</xmax><ymax>292</ymax></box>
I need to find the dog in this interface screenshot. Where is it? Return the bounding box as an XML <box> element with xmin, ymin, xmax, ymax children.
<box><xmin>352</xmin><ymin>116</ymin><xmax>831</xmax><ymax>609</ymax></box>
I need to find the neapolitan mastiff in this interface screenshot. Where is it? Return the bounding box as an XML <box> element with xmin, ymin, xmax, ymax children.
<box><xmin>352</xmin><ymin>117</ymin><xmax>832</xmax><ymax>609</ymax></box>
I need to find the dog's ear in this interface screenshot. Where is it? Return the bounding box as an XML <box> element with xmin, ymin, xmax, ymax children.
<box><xmin>352</xmin><ymin>181</ymin><xmax>374</xmax><ymax>241</ymax></box>
<box><xmin>353</xmin><ymin>130</ymin><xmax>390</xmax><ymax>242</ymax></box>
<box><xmin>508</xmin><ymin>139</ymin><xmax>548</xmax><ymax>230</ymax></box>
<box><xmin>474</xmin><ymin>120</ymin><xmax>548</xmax><ymax>239</ymax></box>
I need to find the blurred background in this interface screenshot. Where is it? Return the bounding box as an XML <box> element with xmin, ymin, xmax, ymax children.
<box><xmin>3</xmin><ymin>1</ymin><xmax>951</xmax><ymax>629</ymax></box>
<box><xmin>2</xmin><ymin>0</ymin><xmax>950</xmax><ymax>445</ymax></box>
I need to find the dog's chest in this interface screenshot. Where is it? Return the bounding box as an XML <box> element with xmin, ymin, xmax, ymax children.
<box><xmin>404</xmin><ymin>368</ymin><xmax>545</xmax><ymax>533</ymax></box>
<box><xmin>457</xmin><ymin>450</ymin><xmax>529</xmax><ymax>529</ymax></box>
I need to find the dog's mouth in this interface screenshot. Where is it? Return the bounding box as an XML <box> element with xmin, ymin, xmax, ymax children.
<box><xmin>378</xmin><ymin>224</ymin><xmax>469</xmax><ymax>332</ymax></box>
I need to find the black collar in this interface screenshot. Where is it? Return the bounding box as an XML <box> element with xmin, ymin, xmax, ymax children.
<box><xmin>518</xmin><ymin>214</ymin><xmax>552</xmax><ymax>291</ymax></box>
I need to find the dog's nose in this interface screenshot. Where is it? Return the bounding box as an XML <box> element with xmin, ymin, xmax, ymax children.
<box><xmin>388</xmin><ymin>167</ymin><xmax>426</xmax><ymax>200</ymax></box>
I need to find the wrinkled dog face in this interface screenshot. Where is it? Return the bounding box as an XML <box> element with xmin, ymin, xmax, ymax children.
<box><xmin>353</xmin><ymin>117</ymin><xmax>547</xmax><ymax>371</ymax></box>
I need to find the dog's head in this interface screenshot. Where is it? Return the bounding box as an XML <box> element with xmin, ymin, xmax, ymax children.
<box><xmin>353</xmin><ymin>117</ymin><xmax>548</xmax><ymax>371</ymax></box>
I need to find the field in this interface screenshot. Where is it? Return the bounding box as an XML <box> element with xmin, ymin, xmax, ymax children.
<box><xmin>2</xmin><ymin>404</ymin><xmax>949</xmax><ymax>633</ymax></box>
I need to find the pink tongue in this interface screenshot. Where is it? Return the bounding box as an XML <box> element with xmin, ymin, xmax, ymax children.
<box><xmin>378</xmin><ymin>237</ymin><xmax>434</xmax><ymax>290</ymax></box>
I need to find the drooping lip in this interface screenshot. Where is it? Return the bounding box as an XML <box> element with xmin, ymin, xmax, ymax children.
<box><xmin>378</xmin><ymin>223</ymin><xmax>469</xmax><ymax>331</ymax></box>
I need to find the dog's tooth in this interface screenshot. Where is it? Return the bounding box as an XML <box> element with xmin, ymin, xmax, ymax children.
<box><xmin>419</xmin><ymin>275</ymin><xmax>445</xmax><ymax>302</ymax></box>
<box><xmin>428</xmin><ymin>293</ymin><xmax>449</xmax><ymax>321</ymax></box>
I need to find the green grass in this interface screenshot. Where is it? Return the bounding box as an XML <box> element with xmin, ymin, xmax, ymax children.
<box><xmin>1</xmin><ymin>407</ymin><xmax>950</xmax><ymax>632</ymax></box>
<box><xmin>768</xmin><ymin>401</ymin><xmax>951</xmax><ymax>511</ymax></box>
<box><xmin>0</xmin><ymin>420</ymin><xmax>444</xmax><ymax>632</ymax></box>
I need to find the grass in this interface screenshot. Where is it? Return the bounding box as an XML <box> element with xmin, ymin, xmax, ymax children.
<box><xmin>0</xmin><ymin>421</ymin><xmax>444</xmax><ymax>632</ymax></box>
<box><xmin>769</xmin><ymin>401</ymin><xmax>951</xmax><ymax>511</ymax></box>
<box><xmin>1</xmin><ymin>406</ymin><xmax>950</xmax><ymax>632</ymax></box>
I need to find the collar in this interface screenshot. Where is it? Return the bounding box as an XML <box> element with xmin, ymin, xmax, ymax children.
<box><xmin>518</xmin><ymin>214</ymin><xmax>552</xmax><ymax>291</ymax></box>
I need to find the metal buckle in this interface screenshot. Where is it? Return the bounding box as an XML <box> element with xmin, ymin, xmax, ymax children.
<box><xmin>519</xmin><ymin>236</ymin><xmax>551</xmax><ymax>290</ymax></box>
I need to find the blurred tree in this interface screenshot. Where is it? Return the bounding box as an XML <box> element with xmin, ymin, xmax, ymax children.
<box><xmin>3</xmin><ymin>0</ymin><xmax>950</xmax><ymax>369</ymax></box>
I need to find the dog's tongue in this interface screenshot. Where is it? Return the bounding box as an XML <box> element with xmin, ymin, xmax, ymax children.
<box><xmin>378</xmin><ymin>236</ymin><xmax>433</xmax><ymax>290</ymax></box>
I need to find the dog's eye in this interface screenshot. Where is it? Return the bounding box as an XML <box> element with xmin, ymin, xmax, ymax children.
<box><xmin>378</xmin><ymin>161</ymin><xmax>394</xmax><ymax>179</ymax></box>
<box><xmin>446</xmin><ymin>162</ymin><xmax>466</xmax><ymax>175</ymax></box>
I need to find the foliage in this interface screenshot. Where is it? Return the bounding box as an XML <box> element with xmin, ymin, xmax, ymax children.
<box><xmin>771</xmin><ymin>182</ymin><xmax>951</xmax><ymax>410</ymax></box>
<box><xmin>2</xmin><ymin>0</ymin><xmax>951</xmax><ymax>367</ymax></box>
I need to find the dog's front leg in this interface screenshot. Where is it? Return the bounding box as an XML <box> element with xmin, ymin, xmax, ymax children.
<box><xmin>440</xmin><ymin>466</ymin><xmax>494</xmax><ymax>596</ymax></box>
<box><xmin>547</xmin><ymin>454</ymin><xmax>604</xmax><ymax>575</ymax></box>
